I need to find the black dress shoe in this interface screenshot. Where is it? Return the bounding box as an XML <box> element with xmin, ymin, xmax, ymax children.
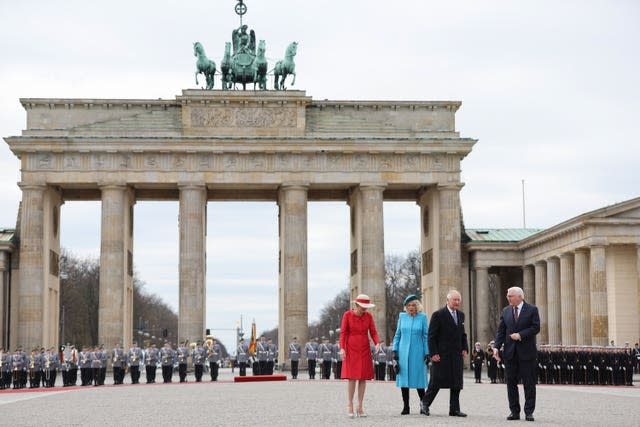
<box><xmin>419</xmin><ymin>402</ymin><xmax>429</xmax><ymax>416</ymax></box>
<box><xmin>401</xmin><ymin>407</ymin><xmax>410</xmax><ymax>415</ymax></box>
<box><xmin>449</xmin><ymin>411</ymin><xmax>467</xmax><ymax>417</ymax></box>
<box><xmin>526</xmin><ymin>414</ymin><xmax>535</xmax><ymax>421</ymax></box>
<box><xmin>507</xmin><ymin>413</ymin><xmax>520</xmax><ymax>420</ymax></box>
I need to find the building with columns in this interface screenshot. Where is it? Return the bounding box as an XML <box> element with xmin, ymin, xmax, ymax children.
<box><xmin>2</xmin><ymin>90</ymin><xmax>474</xmax><ymax>364</ymax></box>
<box><xmin>467</xmin><ymin>197</ymin><xmax>640</xmax><ymax>348</ymax></box>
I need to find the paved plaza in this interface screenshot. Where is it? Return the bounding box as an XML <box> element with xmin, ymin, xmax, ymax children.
<box><xmin>1</xmin><ymin>370</ymin><xmax>637</xmax><ymax>426</ymax></box>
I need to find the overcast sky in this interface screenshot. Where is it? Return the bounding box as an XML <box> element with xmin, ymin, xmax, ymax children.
<box><xmin>1</xmin><ymin>0</ymin><xmax>638</xmax><ymax>351</ymax></box>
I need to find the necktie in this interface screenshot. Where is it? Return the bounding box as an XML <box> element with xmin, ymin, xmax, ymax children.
<box><xmin>452</xmin><ymin>310</ymin><xmax>458</xmax><ymax>325</ymax></box>
<box><xmin>513</xmin><ymin>306</ymin><xmax>519</xmax><ymax>322</ymax></box>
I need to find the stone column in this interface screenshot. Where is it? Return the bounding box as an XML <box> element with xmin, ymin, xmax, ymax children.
<box><xmin>546</xmin><ymin>257</ymin><xmax>561</xmax><ymax>345</ymax></box>
<box><xmin>278</xmin><ymin>185</ymin><xmax>309</xmax><ymax>370</ymax></box>
<box><xmin>475</xmin><ymin>267</ymin><xmax>490</xmax><ymax>345</ymax></box>
<box><xmin>574</xmin><ymin>248</ymin><xmax>591</xmax><ymax>345</ymax></box>
<box><xmin>522</xmin><ymin>265</ymin><xmax>535</xmax><ymax>304</ymax></box>
<box><xmin>437</xmin><ymin>184</ymin><xmax>463</xmax><ymax>306</ymax></box>
<box><xmin>349</xmin><ymin>185</ymin><xmax>386</xmax><ymax>340</ymax></box>
<box><xmin>0</xmin><ymin>252</ymin><xmax>7</xmax><ymax>348</ymax></box>
<box><xmin>534</xmin><ymin>261</ymin><xmax>548</xmax><ymax>343</ymax></box>
<box><xmin>559</xmin><ymin>253</ymin><xmax>576</xmax><ymax>345</ymax></box>
<box><xmin>99</xmin><ymin>185</ymin><xmax>134</xmax><ymax>350</ymax></box>
<box><xmin>589</xmin><ymin>245</ymin><xmax>608</xmax><ymax>346</ymax></box>
<box><xmin>17</xmin><ymin>184</ymin><xmax>61</xmax><ymax>349</ymax></box>
<box><xmin>178</xmin><ymin>184</ymin><xmax>207</xmax><ymax>344</ymax></box>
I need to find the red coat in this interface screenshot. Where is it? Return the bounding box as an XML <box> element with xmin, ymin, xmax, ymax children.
<box><xmin>339</xmin><ymin>310</ymin><xmax>380</xmax><ymax>380</ymax></box>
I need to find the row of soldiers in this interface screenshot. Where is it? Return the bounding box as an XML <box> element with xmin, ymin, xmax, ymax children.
<box><xmin>285</xmin><ymin>337</ymin><xmax>398</xmax><ymax>381</ymax></box>
<box><xmin>0</xmin><ymin>338</ymin><xmax>224</xmax><ymax>389</ymax></box>
<box><xmin>536</xmin><ymin>345</ymin><xmax>635</xmax><ymax>386</ymax></box>
<box><xmin>471</xmin><ymin>342</ymin><xmax>637</xmax><ymax>386</ymax></box>
<box><xmin>235</xmin><ymin>336</ymin><xmax>278</xmax><ymax>376</ymax></box>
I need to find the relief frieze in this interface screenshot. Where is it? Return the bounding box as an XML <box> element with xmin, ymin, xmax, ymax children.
<box><xmin>190</xmin><ymin>107</ymin><xmax>297</xmax><ymax>128</ymax></box>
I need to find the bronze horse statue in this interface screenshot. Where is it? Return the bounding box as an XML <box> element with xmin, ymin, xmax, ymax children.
<box><xmin>274</xmin><ymin>42</ymin><xmax>297</xmax><ymax>90</ymax></box>
<box><xmin>193</xmin><ymin>42</ymin><xmax>216</xmax><ymax>90</ymax></box>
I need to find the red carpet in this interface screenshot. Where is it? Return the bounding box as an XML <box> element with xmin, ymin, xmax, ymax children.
<box><xmin>234</xmin><ymin>375</ymin><xmax>287</xmax><ymax>383</ymax></box>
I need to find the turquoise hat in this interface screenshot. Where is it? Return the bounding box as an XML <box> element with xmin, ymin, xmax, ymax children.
<box><xmin>403</xmin><ymin>294</ymin><xmax>419</xmax><ymax>306</ymax></box>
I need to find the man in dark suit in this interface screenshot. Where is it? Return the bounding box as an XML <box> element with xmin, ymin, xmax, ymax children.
<box><xmin>420</xmin><ymin>289</ymin><xmax>469</xmax><ymax>417</ymax></box>
<box><xmin>493</xmin><ymin>286</ymin><xmax>540</xmax><ymax>422</ymax></box>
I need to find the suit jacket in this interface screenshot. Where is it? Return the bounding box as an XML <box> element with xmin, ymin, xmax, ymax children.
<box><xmin>494</xmin><ymin>301</ymin><xmax>540</xmax><ymax>361</ymax></box>
<box><xmin>428</xmin><ymin>306</ymin><xmax>468</xmax><ymax>389</ymax></box>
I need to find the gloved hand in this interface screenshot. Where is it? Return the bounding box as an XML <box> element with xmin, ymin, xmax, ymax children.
<box><xmin>393</xmin><ymin>351</ymin><xmax>399</xmax><ymax>361</ymax></box>
<box><xmin>424</xmin><ymin>355</ymin><xmax>431</xmax><ymax>365</ymax></box>
<box><xmin>394</xmin><ymin>363</ymin><xmax>400</xmax><ymax>375</ymax></box>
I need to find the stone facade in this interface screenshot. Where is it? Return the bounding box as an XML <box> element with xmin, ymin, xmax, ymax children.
<box><xmin>3</xmin><ymin>90</ymin><xmax>475</xmax><ymax>363</ymax></box>
<box><xmin>467</xmin><ymin>198</ymin><xmax>640</xmax><ymax>347</ymax></box>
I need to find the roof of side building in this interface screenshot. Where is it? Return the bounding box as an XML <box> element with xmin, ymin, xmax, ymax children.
<box><xmin>465</xmin><ymin>228</ymin><xmax>543</xmax><ymax>243</ymax></box>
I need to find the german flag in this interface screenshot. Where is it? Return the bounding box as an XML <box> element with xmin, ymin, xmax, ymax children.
<box><xmin>248</xmin><ymin>320</ymin><xmax>257</xmax><ymax>356</ymax></box>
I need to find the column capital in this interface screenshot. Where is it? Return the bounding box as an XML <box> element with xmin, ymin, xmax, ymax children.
<box><xmin>574</xmin><ymin>247</ymin><xmax>590</xmax><ymax>255</ymax></box>
<box><xmin>473</xmin><ymin>265</ymin><xmax>489</xmax><ymax>272</ymax></box>
<box><xmin>177</xmin><ymin>182</ymin><xmax>206</xmax><ymax>190</ymax></box>
<box><xmin>279</xmin><ymin>183</ymin><xmax>310</xmax><ymax>191</ymax></box>
<box><xmin>437</xmin><ymin>183</ymin><xmax>465</xmax><ymax>192</ymax></box>
<box><xmin>18</xmin><ymin>183</ymin><xmax>46</xmax><ymax>192</ymax></box>
<box><xmin>534</xmin><ymin>259</ymin><xmax>547</xmax><ymax>266</ymax></box>
<box><xmin>558</xmin><ymin>252</ymin><xmax>573</xmax><ymax>260</ymax></box>
<box><xmin>98</xmin><ymin>182</ymin><xmax>128</xmax><ymax>190</ymax></box>
<box><xmin>357</xmin><ymin>183</ymin><xmax>387</xmax><ymax>191</ymax></box>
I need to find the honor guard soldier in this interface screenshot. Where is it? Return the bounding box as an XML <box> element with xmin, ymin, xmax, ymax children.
<box><xmin>0</xmin><ymin>348</ymin><xmax>10</xmax><ymax>389</ymax></box>
<box><xmin>68</xmin><ymin>345</ymin><xmax>79</xmax><ymax>386</ymax></box>
<box><xmin>99</xmin><ymin>346</ymin><xmax>108</xmax><ymax>385</ymax></box>
<box><xmin>43</xmin><ymin>348</ymin><xmax>58</xmax><ymax>388</ymax></box>
<box><xmin>90</xmin><ymin>346</ymin><xmax>102</xmax><ymax>386</ymax></box>
<box><xmin>334</xmin><ymin>340</ymin><xmax>343</xmax><ymax>379</ymax></box>
<box><xmin>28</xmin><ymin>349</ymin><xmax>40</xmax><ymax>388</ymax></box>
<box><xmin>192</xmin><ymin>341</ymin><xmax>207</xmax><ymax>382</ymax></box>
<box><xmin>256</xmin><ymin>336</ymin><xmax>269</xmax><ymax>375</ymax></box>
<box><xmin>236</xmin><ymin>338</ymin><xmax>249</xmax><ymax>376</ymax></box>
<box><xmin>267</xmin><ymin>338</ymin><xmax>277</xmax><ymax>375</ymax></box>
<box><xmin>288</xmin><ymin>337</ymin><xmax>301</xmax><ymax>379</ymax></box>
<box><xmin>177</xmin><ymin>341</ymin><xmax>190</xmax><ymax>382</ymax></box>
<box><xmin>486</xmin><ymin>342</ymin><xmax>498</xmax><ymax>383</ymax></box>
<box><xmin>128</xmin><ymin>342</ymin><xmax>143</xmax><ymax>384</ymax></box>
<box><xmin>471</xmin><ymin>342</ymin><xmax>485</xmax><ymax>383</ymax></box>
<box><xmin>373</xmin><ymin>339</ymin><xmax>387</xmax><ymax>381</ymax></box>
<box><xmin>59</xmin><ymin>345</ymin><xmax>72</xmax><ymax>387</ymax></box>
<box><xmin>145</xmin><ymin>343</ymin><xmax>160</xmax><ymax>383</ymax></box>
<box><xmin>206</xmin><ymin>338</ymin><xmax>222</xmax><ymax>381</ymax></box>
<box><xmin>319</xmin><ymin>337</ymin><xmax>334</xmax><ymax>379</ymax></box>
<box><xmin>111</xmin><ymin>343</ymin><xmax>126</xmax><ymax>385</ymax></box>
<box><xmin>386</xmin><ymin>343</ymin><xmax>396</xmax><ymax>381</ymax></box>
<box><xmin>160</xmin><ymin>342</ymin><xmax>176</xmax><ymax>383</ymax></box>
<box><xmin>304</xmin><ymin>338</ymin><xmax>319</xmax><ymax>379</ymax></box>
<box><xmin>16</xmin><ymin>347</ymin><xmax>28</xmax><ymax>388</ymax></box>
<box><xmin>78</xmin><ymin>346</ymin><xmax>92</xmax><ymax>386</ymax></box>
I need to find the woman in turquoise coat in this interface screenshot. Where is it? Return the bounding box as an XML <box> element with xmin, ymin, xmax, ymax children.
<box><xmin>392</xmin><ymin>294</ymin><xmax>429</xmax><ymax>415</ymax></box>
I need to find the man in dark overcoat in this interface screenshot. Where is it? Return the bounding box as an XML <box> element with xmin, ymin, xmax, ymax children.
<box><xmin>420</xmin><ymin>289</ymin><xmax>468</xmax><ymax>417</ymax></box>
<box><xmin>493</xmin><ymin>286</ymin><xmax>540</xmax><ymax>422</ymax></box>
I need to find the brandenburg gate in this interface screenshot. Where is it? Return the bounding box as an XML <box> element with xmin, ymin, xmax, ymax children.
<box><xmin>4</xmin><ymin>90</ymin><xmax>476</xmax><ymax>360</ymax></box>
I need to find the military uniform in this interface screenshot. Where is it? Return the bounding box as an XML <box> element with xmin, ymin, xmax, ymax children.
<box><xmin>304</xmin><ymin>339</ymin><xmax>318</xmax><ymax>379</ymax></box>
<box><xmin>267</xmin><ymin>339</ymin><xmax>277</xmax><ymax>375</ymax></box>
<box><xmin>0</xmin><ymin>350</ymin><xmax>10</xmax><ymax>389</ymax></box>
<box><xmin>373</xmin><ymin>341</ymin><xmax>387</xmax><ymax>381</ymax></box>
<box><xmin>145</xmin><ymin>345</ymin><xmax>160</xmax><ymax>383</ymax></box>
<box><xmin>206</xmin><ymin>340</ymin><xmax>222</xmax><ymax>381</ymax></box>
<box><xmin>471</xmin><ymin>346</ymin><xmax>485</xmax><ymax>383</ymax></box>
<box><xmin>111</xmin><ymin>345</ymin><xmax>127</xmax><ymax>385</ymax></box>
<box><xmin>334</xmin><ymin>341</ymin><xmax>343</xmax><ymax>379</ymax></box>
<box><xmin>192</xmin><ymin>343</ymin><xmax>207</xmax><ymax>382</ymax></box>
<box><xmin>79</xmin><ymin>348</ymin><xmax>92</xmax><ymax>386</ymax></box>
<box><xmin>236</xmin><ymin>340</ymin><xmax>249</xmax><ymax>376</ymax></box>
<box><xmin>90</xmin><ymin>348</ymin><xmax>103</xmax><ymax>386</ymax></box>
<box><xmin>176</xmin><ymin>343</ymin><xmax>190</xmax><ymax>382</ymax></box>
<box><xmin>160</xmin><ymin>344</ymin><xmax>176</xmax><ymax>383</ymax></box>
<box><xmin>43</xmin><ymin>350</ymin><xmax>58</xmax><ymax>388</ymax></box>
<box><xmin>27</xmin><ymin>351</ymin><xmax>41</xmax><ymax>388</ymax></box>
<box><xmin>386</xmin><ymin>344</ymin><xmax>396</xmax><ymax>381</ymax></box>
<box><xmin>319</xmin><ymin>339</ymin><xmax>334</xmax><ymax>379</ymax></box>
<box><xmin>288</xmin><ymin>339</ymin><xmax>301</xmax><ymax>379</ymax></box>
<box><xmin>256</xmin><ymin>338</ymin><xmax>269</xmax><ymax>375</ymax></box>
<box><xmin>128</xmin><ymin>343</ymin><xmax>143</xmax><ymax>384</ymax></box>
<box><xmin>486</xmin><ymin>345</ymin><xmax>498</xmax><ymax>383</ymax></box>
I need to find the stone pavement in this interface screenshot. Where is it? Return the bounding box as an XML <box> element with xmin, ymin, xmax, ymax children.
<box><xmin>1</xmin><ymin>370</ymin><xmax>638</xmax><ymax>426</ymax></box>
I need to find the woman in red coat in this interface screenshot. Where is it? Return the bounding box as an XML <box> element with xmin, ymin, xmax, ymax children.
<box><xmin>339</xmin><ymin>294</ymin><xmax>380</xmax><ymax>418</ymax></box>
